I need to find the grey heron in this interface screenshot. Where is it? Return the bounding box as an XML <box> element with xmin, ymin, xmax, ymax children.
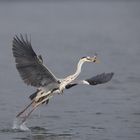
<box><xmin>12</xmin><ymin>34</ymin><xmax>114</xmax><ymax>124</ymax></box>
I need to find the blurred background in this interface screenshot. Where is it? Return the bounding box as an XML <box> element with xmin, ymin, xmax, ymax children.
<box><xmin>0</xmin><ymin>0</ymin><xmax>140</xmax><ymax>140</ymax></box>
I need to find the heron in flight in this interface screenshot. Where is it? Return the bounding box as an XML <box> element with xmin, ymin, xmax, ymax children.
<box><xmin>12</xmin><ymin>34</ymin><xmax>114</xmax><ymax>124</ymax></box>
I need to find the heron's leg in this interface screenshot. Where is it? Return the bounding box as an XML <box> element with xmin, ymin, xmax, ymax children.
<box><xmin>16</xmin><ymin>100</ymin><xmax>34</xmax><ymax>118</ymax></box>
<box><xmin>20</xmin><ymin>105</ymin><xmax>38</xmax><ymax>124</ymax></box>
<box><xmin>19</xmin><ymin>91</ymin><xmax>57</xmax><ymax>124</ymax></box>
<box><xmin>20</xmin><ymin>100</ymin><xmax>45</xmax><ymax>124</ymax></box>
<box><xmin>20</xmin><ymin>94</ymin><xmax>54</xmax><ymax>124</ymax></box>
<box><xmin>20</xmin><ymin>99</ymin><xmax>48</xmax><ymax>124</ymax></box>
<box><xmin>34</xmin><ymin>91</ymin><xmax>51</xmax><ymax>102</ymax></box>
<box><xmin>34</xmin><ymin>88</ymin><xmax>59</xmax><ymax>102</ymax></box>
<box><xmin>34</xmin><ymin>95</ymin><xmax>53</xmax><ymax>107</ymax></box>
<box><xmin>16</xmin><ymin>91</ymin><xmax>51</xmax><ymax>118</ymax></box>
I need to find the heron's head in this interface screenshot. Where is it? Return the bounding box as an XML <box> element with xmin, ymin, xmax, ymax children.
<box><xmin>80</xmin><ymin>55</ymin><xmax>100</xmax><ymax>63</ymax></box>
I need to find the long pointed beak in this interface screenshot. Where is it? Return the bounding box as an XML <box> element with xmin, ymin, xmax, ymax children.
<box><xmin>95</xmin><ymin>57</ymin><xmax>100</xmax><ymax>63</ymax></box>
<box><xmin>91</xmin><ymin>56</ymin><xmax>100</xmax><ymax>63</ymax></box>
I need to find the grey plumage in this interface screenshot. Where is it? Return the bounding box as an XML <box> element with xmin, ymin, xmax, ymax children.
<box><xmin>12</xmin><ymin>34</ymin><xmax>58</xmax><ymax>87</ymax></box>
<box><xmin>65</xmin><ymin>72</ymin><xmax>114</xmax><ymax>89</ymax></box>
<box><xmin>86</xmin><ymin>72</ymin><xmax>114</xmax><ymax>85</ymax></box>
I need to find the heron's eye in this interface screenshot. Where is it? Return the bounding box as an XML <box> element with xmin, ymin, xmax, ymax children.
<box><xmin>81</xmin><ymin>56</ymin><xmax>87</xmax><ymax>59</ymax></box>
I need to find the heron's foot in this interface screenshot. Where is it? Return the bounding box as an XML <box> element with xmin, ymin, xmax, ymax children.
<box><xmin>15</xmin><ymin>114</ymin><xmax>28</xmax><ymax>126</ymax></box>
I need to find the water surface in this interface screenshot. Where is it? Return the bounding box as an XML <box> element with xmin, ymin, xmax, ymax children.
<box><xmin>0</xmin><ymin>1</ymin><xmax>140</xmax><ymax>140</ymax></box>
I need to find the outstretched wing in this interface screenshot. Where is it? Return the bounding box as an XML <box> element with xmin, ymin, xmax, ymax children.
<box><xmin>65</xmin><ymin>72</ymin><xmax>114</xmax><ymax>89</ymax></box>
<box><xmin>12</xmin><ymin>34</ymin><xmax>58</xmax><ymax>87</ymax></box>
<box><xmin>85</xmin><ymin>72</ymin><xmax>114</xmax><ymax>85</ymax></box>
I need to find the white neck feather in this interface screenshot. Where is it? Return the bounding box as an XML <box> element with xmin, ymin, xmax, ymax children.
<box><xmin>73</xmin><ymin>59</ymin><xmax>85</xmax><ymax>78</ymax></box>
<box><xmin>59</xmin><ymin>59</ymin><xmax>85</xmax><ymax>92</ymax></box>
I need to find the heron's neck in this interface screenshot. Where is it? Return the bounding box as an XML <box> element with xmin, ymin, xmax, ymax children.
<box><xmin>72</xmin><ymin>59</ymin><xmax>84</xmax><ymax>78</ymax></box>
<box><xmin>59</xmin><ymin>59</ymin><xmax>85</xmax><ymax>92</ymax></box>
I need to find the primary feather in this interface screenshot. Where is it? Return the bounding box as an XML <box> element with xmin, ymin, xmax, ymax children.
<box><xmin>12</xmin><ymin>34</ymin><xmax>58</xmax><ymax>87</ymax></box>
<box><xmin>65</xmin><ymin>72</ymin><xmax>114</xmax><ymax>89</ymax></box>
<box><xmin>86</xmin><ymin>72</ymin><xmax>114</xmax><ymax>85</ymax></box>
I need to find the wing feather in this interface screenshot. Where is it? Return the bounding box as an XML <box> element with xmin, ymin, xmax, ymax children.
<box><xmin>85</xmin><ymin>72</ymin><xmax>114</xmax><ymax>85</ymax></box>
<box><xmin>65</xmin><ymin>72</ymin><xmax>114</xmax><ymax>89</ymax></box>
<box><xmin>12</xmin><ymin>34</ymin><xmax>58</xmax><ymax>87</ymax></box>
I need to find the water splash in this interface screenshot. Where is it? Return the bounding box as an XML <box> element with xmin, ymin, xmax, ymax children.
<box><xmin>12</xmin><ymin>118</ymin><xmax>30</xmax><ymax>131</ymax></box>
